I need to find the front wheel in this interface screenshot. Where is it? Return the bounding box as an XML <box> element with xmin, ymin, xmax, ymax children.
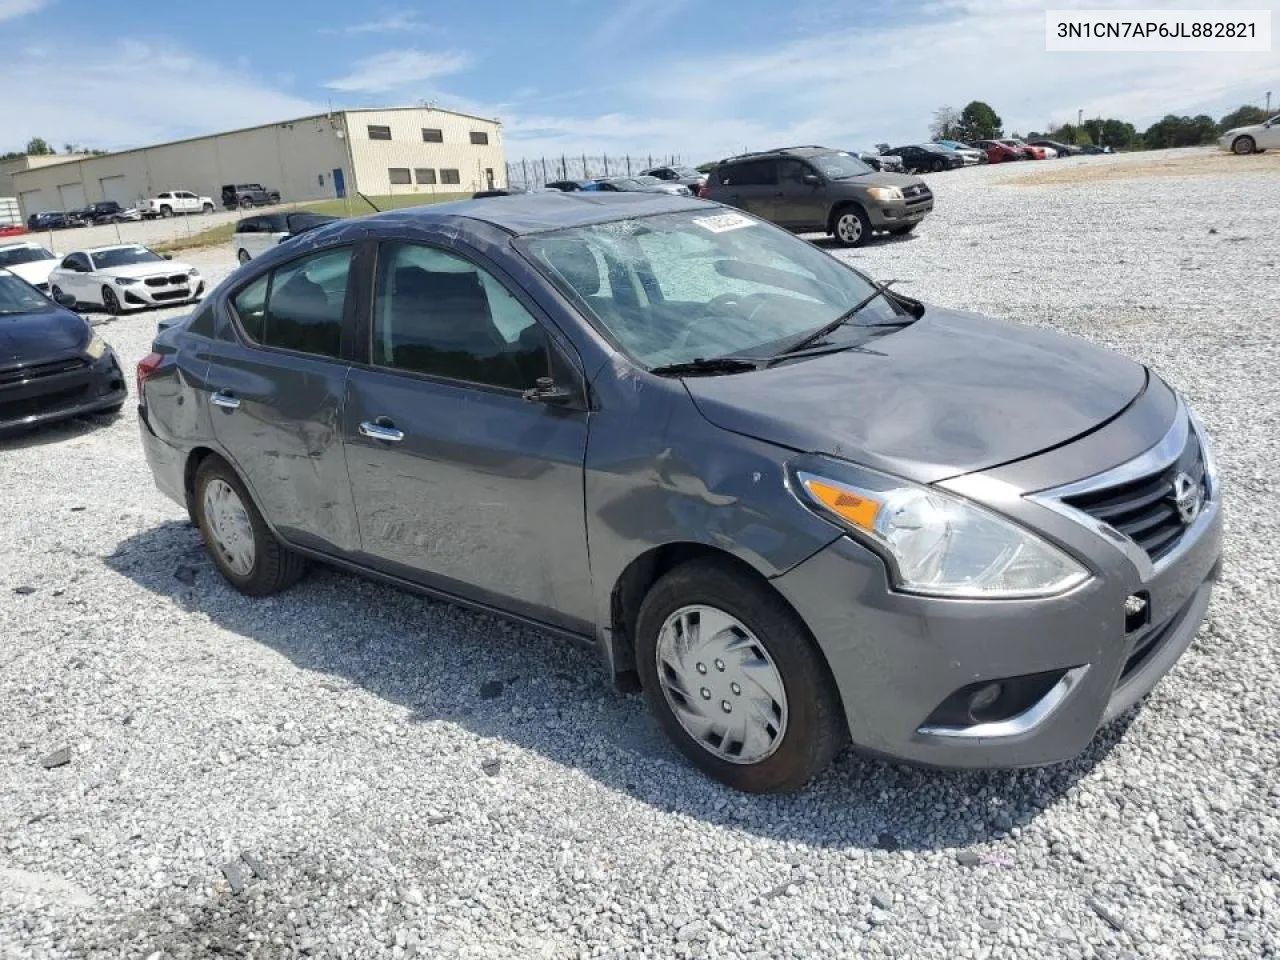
<box><xmin>1232</xmin><ymin>135</ymin><xmax>1256</xmax><ymax>155</ymax></box>
<box><xmin>101</xmin><ymin>286</ymin><xmax>122</xmax><ymax>315</ymax></box>
<box><xmin>930</xmin><ymin>158</ymin><xmax>945</xmax><ymax>172</ymax></box>
<box><xmin>193</xmin><ymin>457</ymin><xmax>307</xmax><ymax>596</ymax></box>
<box><xmin>635</xmin><ymin>558</ymin><xmax>847</xmax><ymax>793</ymax></box>
<box><xmin>831</xmin><ymin>206</ymin><xmax>871</xmax><ymax>247</ymax></box>
<box><xmin>159</xmin><ymin>205</ymin><xmax>172</xmax><ymax>218</ymax></box>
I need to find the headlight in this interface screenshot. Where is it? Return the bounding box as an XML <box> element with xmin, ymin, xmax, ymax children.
<box><xmin>791</xmin><ymin>461</ymin><xmax>1090</xmax><ymax>599</ymax></box>
<box><xmin>866</xmin><ymin>186</ymin><xmax>904</xmax><ymax>202</ymax></box>
<box><xmin>85</xmin><ymin>333</ymin><xmax>108</xmax><ymax>360</ymax></box>
<box><xmin>115</xmin><ymin>276</ymin><xmax>139</xmax><ymax>285</ymax></box>
<box><xmin>187</xmin><ymin>268</ymin><xmax>200</xmax><ymax>277</ymax></box>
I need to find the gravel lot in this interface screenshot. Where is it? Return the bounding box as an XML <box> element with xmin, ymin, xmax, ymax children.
<box><xmin>2</xmin><ymin>148</ymin><xmax>1278</xmax><ymax>960</ymax></box>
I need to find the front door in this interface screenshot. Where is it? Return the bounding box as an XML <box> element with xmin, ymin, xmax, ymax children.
<box><xmin>769</xmin><ymin>159</ymin><xmax>826</xmax><ymax>230</ymax></box>
<box><xmin>342</xmin><ymin>240</ymin><xmax>593</xmax><ymax>630</ymax></box>
<box><xmin>1260</xmin><ymin>116</ymin><xmax>1280</xmax><ymax>149</ymax></box>
<box><xmin>205</xmin><ymin>244</ymin><xmax>362</xmax><ymax>554</ymax></box>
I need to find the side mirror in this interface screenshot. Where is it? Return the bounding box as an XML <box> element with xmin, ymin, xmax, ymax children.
<box><xmin>802</xmin><ymin>173</ymin><xmax>822</xmax><ymax>186</ymax></box>
<box><xmin>522</xmin><ymin>376</ymin><xmax>575</xmax><ymax>407</ymax></box>
<box><xmin>53</xmin><ymin>289</ymin><xmax>76</xmax><ymax>308</ymax></box>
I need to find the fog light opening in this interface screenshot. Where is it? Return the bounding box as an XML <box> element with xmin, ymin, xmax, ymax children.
<box><xmin>1125</xmin><ymin>592</ymin><xmax>1150</xmax><ymax>633</ymax></box>
<box><xmin>967</xmin><ymin>682</ymin><xmax>1003</xmax><ymax>722</ymax></box>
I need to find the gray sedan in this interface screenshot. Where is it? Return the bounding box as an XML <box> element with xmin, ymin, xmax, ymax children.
<box><xmin>137</xmin><ymin>192</ymin><xmax>1221</xmax><ymax>793</ymax></box>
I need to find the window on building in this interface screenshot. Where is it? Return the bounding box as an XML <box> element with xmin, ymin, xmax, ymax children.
<box><xmin>372</xmin><ymin>242</ymin><xmax>550</xmax><ymax>390</ymax></box>
<box><xmin>440</xmin><ymin>169</ymin><xmax>461</xmax><ymax>185</ymax></box>
<box><xmin>422</xmin><ymin>128</ymin><xmax>443</xmax><ymax>143</ymax></box>
<box><xmin>388</xmin><ymin>168</ymin><xmax>412</xmax><ymax>185</ymax></box>
<box><xmin>367</xmin><ymin>125</ymin><xmax>392</xmax><ymax>140</ymax></box>
<box><xmin>469</xmin><ymin>131</ymin><xmax>490</xmax><ymax>145</ymax></box>
<box><xmin>415</xmin><ymin>168</ymin><xmax>437</xmax><ymax>185</ymax></box>
<box><xmin>231</xmin><ymin>247</ymin><xmax>353</xmax><ymax>359</ymax></box>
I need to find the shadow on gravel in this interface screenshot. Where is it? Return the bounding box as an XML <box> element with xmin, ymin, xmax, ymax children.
<box><xmin>807</xmin><ymin>232</ymin><xmax>919</xmax><ymax>251</ymax></box>
<box><xmin>0</xmin><ymin>409</ymin><xmax>123</xmax><ymax>451</ymax></box>
<box><xmin>107</xmin><ymin>520</ymin><xmax>1131</xmax><ymax>853</ymax></box>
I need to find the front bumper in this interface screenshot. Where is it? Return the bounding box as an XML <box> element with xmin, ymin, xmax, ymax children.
<box><xmin>118</xmin><ymin>280</ymin><xmax>204</xmax><ymax>310</ymax></box>
<box><xmin>867</xmin><ymin>199</ymin><xmax>934</xmax><ymax>228</ymax></box>
<box><xmin>771</xmin><ymin>415</ymin><xmax>1223</xmax><ymax>769</ymax></box>
<box><xmin>0</xmin><ymin>348</ymin><xmax>127</xmax><ymax>433</ymax></box>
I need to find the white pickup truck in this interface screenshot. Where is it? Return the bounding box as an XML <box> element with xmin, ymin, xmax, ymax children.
<box><xmin>142</xmin><ymin>190</ymin><xmax>216</xmax><ymax>219</ymax></box>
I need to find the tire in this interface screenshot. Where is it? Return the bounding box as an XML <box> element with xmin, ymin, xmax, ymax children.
<box><xmin>831</xmin><ymin>205</ymin><xmax>871</xmax><ymax>248</ymax></box>
<box><xmin>202</xmin><ymin>202</ymin><xmax>214</xmax><ymax>214</ymax></box>
<box><xmin>889</xmin><ymin>222</ymin><xmax>918</xmax><ymax>236</ymax></box>
<box><xmin>193</xmin><ymin>456</ymin><xmax>307</xmax><ymax>596</ymax></box>
<box><xmin>50</xmin><ymin>284</ymin><xmax>69</xmax><ymax>307</ymax></box>
<box><xmin>239</xmin><ymin>197</ymin><xmax>253</xmax><ymax>209</ymax></box>
<box><xmin>101</xmin><ymin>286</ymin><xmax>122</xmax><ymax>316</ymax></box>
<box><xmin>159</xmin><ymin>205</ymin><xmax>173</xmax><ymax>218</ymax></box>
<box><xmin>1232</xmin><ymin>135</ymin><xmax>1256</xmax><ymax>155</ymax></box>
<box><xmin>237</xmin><ymin>248</ymin><xmax>251</xmax><ymax>265</ymax></box>
<box><xmin>930</xmin><ymin>158</ymin><xmax>945</xmax><ymax>173</ymax></box>
<box><xmin>635</xmin><ymin>558</ymin><xmax>846</xmax><ymax>793</ymax></box>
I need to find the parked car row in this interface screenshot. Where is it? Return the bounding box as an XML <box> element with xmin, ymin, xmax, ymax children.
<box><xmin>543</xmin><ymin>171</ymin><xmax>699</xmax><ymax>197</ymax></box>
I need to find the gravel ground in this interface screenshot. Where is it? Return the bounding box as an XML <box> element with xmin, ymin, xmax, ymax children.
<box><xmin>2</xmin><ymin>148</ymin><xmax>1278</xmax><ymax>960</ymax></box>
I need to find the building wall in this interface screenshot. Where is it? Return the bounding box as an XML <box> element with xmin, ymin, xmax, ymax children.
<box><xmin>0</xmin><ymin>154</ymin><xmax>84</xmax><ymax>199</ymax></box>
<box><xmin>344</xmin><ymin>108</ymin><xmax>505</xmax><ymax>196</ymax></box>
<box><xmin>10</xmin><ymin>116</ymin><xmax>351</xmax><ymax>218</ymax></box>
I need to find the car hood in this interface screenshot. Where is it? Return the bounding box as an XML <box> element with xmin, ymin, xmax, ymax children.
<box><xmin>0</xmin><ymin>307</ymin><xmax>89</xmax><ymax>365</ymax></box>
<box><xmin>97</xmin><ymin>261</ymin><xmax>192</xmax><ymax>279</ymax></box>
<box><xmin>682</xmin><ymin>307</ymin><xmax>1147</xmax><ymax>484</ymax></box>
<box><xmin>4</xmin><ymin>260</ymin><xmax>57</xmax><ymax>285</ymax></box>
<box><xmin>845</xmin><ymin>171</ymin><xmax>922</xmax><ymax>188</ymax></box>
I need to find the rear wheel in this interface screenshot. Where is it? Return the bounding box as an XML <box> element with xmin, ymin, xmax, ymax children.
<box><xmin>1232</xmin><ymin>135</ymin><xmax>1256</xmax><ymax>155</ymax></box>
<box><xmin>239</xmin><ymin>197</ymin><xmax>253</xmax><ymax>209</ymax></box>
<box><xmin>101</xmin><ymin>286</ymin><xmax>122</xmax><ymax>315</ymax></box>
<box><xmin>831</xmin><ymin>205</ymin><xmax>871</xmax><ymax>247</ymax></box>
<box><xmin>635</xmin><ymin>558</ymin><xmax>847</xmax><ymax>793</ymax></box>
<box><xmin>202</xmin><ymin>202</ymin><xmax>214</xmax><ymax>214</ymax></box>
<box><xmin>193</xmin><ymin>456</ymin><xmax>307</xmax><ymax>596</ymax></box>
<box><xmin>159</xmin><ymin>205</ymin><xmax>172</xmax><ymax>218</ymax></box>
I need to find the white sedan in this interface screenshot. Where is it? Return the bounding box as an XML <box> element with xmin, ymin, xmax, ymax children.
<box><xmin>47</xmin><ymin>244</ymin><xmax>205</xmax><ymax>314</ymax></box>
<box><xmin>1220</xmin><ymin>115</ymin><xmax>1280</xmax><ymax>154</ymax></box>
<box><xmin>0</xmin><ymin>241</ymin><xmax>59</xmax><ymax>294</ymax></box>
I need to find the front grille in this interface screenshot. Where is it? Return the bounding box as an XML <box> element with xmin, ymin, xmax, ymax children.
<box><xmin>143</xmin><ymin>274</ymin><xmax>189</xmax><ymax>287</ymax></box>
<box><xmin>903</xmin><ymin>184</ymin><xmax>933</xmax><ymax>204</ymax></box>
<box><xmin>1116</xmin><ymin>589</ymin><xmax>1199</xmax><ymax>688</ymax></box>
<box><xmin>0</xmin><ymin>357</ymin><xmax>88</xmax><ymax>387</ymax></box>
<box><xmin>0</xmin><ymin>384</ymin><xmax>89</xmax><ymax>420</ymax></box>
<box><xmin>151</xmin><ymin>289</ymin><xmax>190</xmax><ymax>302</ymax></box>
<box><xmin>1062</xmin><ymin>431</ymin><xmax>1205</xmax><ymax>563</ymax></box>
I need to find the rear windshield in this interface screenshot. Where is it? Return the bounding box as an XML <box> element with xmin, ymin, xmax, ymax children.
<box><xmin>0</xmin><ymin>274</ymin><xmax>54</xmax><ymax>314</ymax></box>
<box><xmin>0</xmin><ymin>245</ymin><xmax>55</xmax><ymax>267</ymax></box>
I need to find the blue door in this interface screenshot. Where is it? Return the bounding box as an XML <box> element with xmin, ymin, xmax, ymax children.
<box><xmin>332</xmin><ymin>168</ymin><xmax>346</xmax><ymax>198</ymax></box>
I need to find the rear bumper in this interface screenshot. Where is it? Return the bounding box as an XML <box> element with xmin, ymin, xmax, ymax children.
<box><xmin>771</xmin><ymin>467</ymin><xmax>1223</xmax><ymax>769</ymax></box>
<box><xmin>0</xmin><ymin>349</ymin><xmax>127</xmax><ymax>433</ymax></box>
<box><xmin>137</xmin><ymin>403</ymin><xmax>189</xmax><ymax>510</ymax></box>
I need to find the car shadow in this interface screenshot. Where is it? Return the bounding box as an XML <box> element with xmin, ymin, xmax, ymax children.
<box><xmin>807</xmin><ymin>233</ymin><xmax>918</xmax><ymax>251</ymax></box>
<box><xmin>0</xmin><ymin>409</ymin><xmax>123</xmax><ymax>450</ymax></box>
<box><xmin>105</xmin><ymin>520</ymin><xmax>1132</xmax><ymax>852</ymax></box>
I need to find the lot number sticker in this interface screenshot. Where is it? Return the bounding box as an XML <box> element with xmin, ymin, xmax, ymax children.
<box><xmin>692</xmin><ymin>213</ymin><xmax>754</xmax><ymax>233</ymax></box>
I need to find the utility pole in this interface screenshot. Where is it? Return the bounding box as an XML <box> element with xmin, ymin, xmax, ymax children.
<box><xmin>1077</xmin><ymin>108</ymin><xmax>1083</xmax><ymax>127</ymax></box>
<box><xmin>1267</xmin><ymin>91</ymin><xmax>1272</xmax><ymax>113</ymax></box>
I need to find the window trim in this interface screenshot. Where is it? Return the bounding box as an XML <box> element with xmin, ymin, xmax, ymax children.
<box><xmin>367</xmin><ymin>124</ymin><xmax>393</xmax><ymax>141</ymax></box>
<box><xmin>469</xmin><ymin>131</ymin><xmax>490</xmax><ymax>145</ymax></box>
<box><xmin>224</xmin><ymin>243</ymin><xmax>359</xmax><ymax>365</ymax></box>
<box><xmin>387</xmin><ymin>167</ymin><xmax>412</xmax><ymax>185</ymax></box>
<box><xmin>414</xmin><ymin>168</ymin><xmax>437</xmax><ymax>185</ymax></box>
<box><xmin>357</xmin><ymin>238</ymin><xmax>586</xmax><ymax>404</ymax></box>
<box><xmin>421</xmin><ymin>127</ymin><xmax>444</xmax><ymax>143</ymax></box>
<box><xmin>439</xmin><ymin>168</ymin><xmax>461</xmax><ymax>185</ymax></box>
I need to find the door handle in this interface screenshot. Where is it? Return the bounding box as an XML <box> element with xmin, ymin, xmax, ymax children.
<box><xmin>210</xmin><ymin>390</ymin><xmax>240</xmax><ymax>410</ymax></box>
<box><xmin>359</xmin><ymin>419</ymin><xmax>404</xmax><ymax>442</ymax></box>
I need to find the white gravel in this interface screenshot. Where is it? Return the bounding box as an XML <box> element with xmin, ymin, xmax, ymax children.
<box><xmin>2</xmin><ymin>149</ymin><xmax>1279</xmax><ymax>960</ymax></box>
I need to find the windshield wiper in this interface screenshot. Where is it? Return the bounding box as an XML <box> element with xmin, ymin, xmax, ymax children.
<box><xmin>649</xmin><ymin>356</ymin><xmax>762</xmax><ymax>376</ymax></box>
<box><xmin>771</xmin><ymin>279</ymin><xmax>899</xmax><ymax>359</ymax></box>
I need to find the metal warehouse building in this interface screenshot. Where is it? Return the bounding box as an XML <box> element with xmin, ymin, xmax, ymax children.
<box><xmin>9</xmin><ymin>106</ymin><xmax>506</xmax><ymax>219</ymax></box>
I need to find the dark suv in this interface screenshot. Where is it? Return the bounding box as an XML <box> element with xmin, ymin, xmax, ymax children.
<box><xmin>703</xmin><ymin>146</ymin><xmax>932</xmax><ymax>247</ymax></box>
<box><xmin>221</xmin><ymin>183</ymin><xmax>281</xmax><ymax>209</ymax></box>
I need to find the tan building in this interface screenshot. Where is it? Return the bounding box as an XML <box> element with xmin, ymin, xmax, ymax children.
<box><xmin>8</xmin><ymin>106</ymin><xmax>505</xmax><ymax>219</ymax></box>
<box><xmin>0</xmin><ymin>154</ymin><xmax>85</xmax><ymax>201</ymax></box>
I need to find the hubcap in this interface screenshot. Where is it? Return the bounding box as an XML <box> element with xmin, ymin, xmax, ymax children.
<box><xmin>1235</xmin><ymin>138</ymin><xmax>1252</xmax><ymax>155</ymax></box>
<box><xmin>202</xmin><ymin>478</ymin><xmax>255</xmax><ymax>576</ymax></box>
<box><xmin>655</xmin><ymin>605</ymin><xmax>788</xmax><ymax>765</ymax></box>
<box><xmin>837</xmin><ymin>214</ymin><xmax>862</xmax><ymax>243</ymax></box>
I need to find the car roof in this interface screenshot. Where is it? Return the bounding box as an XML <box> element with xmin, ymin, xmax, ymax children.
<box><xmin>358</xmin><ymin>191</ymin><xmax>705</xmax><ymax>237</ymax></box>
<box><xmin>717</xmin><ymin>145</ymin><xmax>836</xmax><ymax>164</ymax></box>
<box><xmin>83</xmin><ymin>244</ymin><xmax>151</xmax><ymax>255</ymax></box>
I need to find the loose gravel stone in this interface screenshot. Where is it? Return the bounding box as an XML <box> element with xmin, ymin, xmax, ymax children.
<box><xmin>1</xmin><ymin>150</ymin><xmax>1279</xmax><ymax>959</ymax></box>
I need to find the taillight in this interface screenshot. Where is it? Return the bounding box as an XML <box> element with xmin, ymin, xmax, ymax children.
<box><xmin>136</xmin><ymin>351</ymin><xmax>163</xmax><ymax>398</ymax></box>
<box><xmin>697</xmin><ymin>183</ymin><xmax>709</xmax><ymax>199</ymax></box>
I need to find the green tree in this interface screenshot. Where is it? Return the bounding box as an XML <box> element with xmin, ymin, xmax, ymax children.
<box><xmin>956</xmin><ymin>101</ymin><xmax>1002</xmax><ymax>141</ymax></box>
<box><xmin>1142</xmin><ymin>114</ymin><xmax>1217</xmax><ymax>148</ymax></box>
<box><xmin>1217</xmin><ymin>105</ymin><xmax>1268</xmax><ymax>132</ymax></box>
<box><xmin>25</xmin><ymin>137</ymin><xmax>55</xmax><ymax>155</ymax></box>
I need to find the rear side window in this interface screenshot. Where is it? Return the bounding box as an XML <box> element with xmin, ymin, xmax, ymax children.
<box><xmin>231</xmin><ymin>247</ymin><xmax>353</xmax><ymax>359</ymax></box>
<box><xmin>187</xmin><ymin>303</ymin><xmax>216</xmax><ymax>337</ymax></box>
<box><xmin>717</xmin><ymin>160</ymin><xmax>776</xmax><ymax>186</ymax></box>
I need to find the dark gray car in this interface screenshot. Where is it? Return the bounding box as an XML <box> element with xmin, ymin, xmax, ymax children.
<box><xmin>704</xmin><ymin>146</ymin><xmax>933</xmax><ymax>246</ymax></box>
<box><xmin>137</xmin><ymin>192</ymin><xmax>1221</xmax><ymax>793</ymax></box>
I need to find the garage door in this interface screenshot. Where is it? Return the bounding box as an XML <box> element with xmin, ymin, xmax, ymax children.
<box><xmin>99</xmin><ymin>176</ymin><xmax>132</xmax><ymax>207</ymax></box>
<box><xmin>18</xmin><ymin>189</ymin><xmax>47</xmax><ymax>218</ymax></box>
<box><xmin>57</xmin><ymin>182</ymin><xmax>87</xmax><ymax>212</ymax></box>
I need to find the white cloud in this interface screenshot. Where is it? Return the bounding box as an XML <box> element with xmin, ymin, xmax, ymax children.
<box><xmin>322</xmin><ymin>11</ymin><xmax>440</xmax><ymax>35</ymax></box>
<box><xmin>325</xmin><ymin>49</ymin><xmax>471</xmax><ymax>94</ymax></box>
<box><xmin>0</xmin><ymin>0</ymin><xmax>50</xmax><ymax>22</ymax></box>
<box><xmin>501</xmin><ymin>0</ymin><xmax>1280</xmax><ymax>161</ymax></box>
<box><xmin>0</xmin><ymin>41</ymin><xmax>323</xmax><ymax>153</ymax></box>
<box><xmin>586</xmin><ymin>0</ymin><xmax>687</xmax><ymax>49</ymax></box>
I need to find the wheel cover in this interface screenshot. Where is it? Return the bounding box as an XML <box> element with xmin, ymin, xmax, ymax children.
<box><xmin>1234</xmin><ymin>137</ymin><xmax>1253</xmax><ymax>155</ymax></box>
<box><xmin>203</xmin><ymin>478</ymin><xmax>256</xmax><ymax>576</ymax></box>
<box><xmin>837</xmin><ymin>214</ymin><xmax>862</xmax><ymax>243</ymax></box>
<box><xmin>655</xmin><ymin>604</ymin><xmax>789</xmax><ymax>765</ymax></box>
<box><xmin>103</xmin><ymin>288</ymin><xmax>118</xmax><ymax>310</ymax></box>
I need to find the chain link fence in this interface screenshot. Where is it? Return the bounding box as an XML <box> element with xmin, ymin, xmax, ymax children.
<box><xmin>505</xmin><ymin>154</ymin><xmax>687</xmax><ymax>191</ymax></box>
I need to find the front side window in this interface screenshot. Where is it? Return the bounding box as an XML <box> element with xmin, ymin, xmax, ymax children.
<box><xmin>367</xmin><ymin>125</ymin><xmax>392</xmax><ymax>140</ymax></box>
<box><xmin>388</xmin><ymin>168</ymin><xmax>412</xmax><ymax>185</ymax></box>
<box><xmin>440</xmin><ymin>169</ymin><xmax>461</xmax><ymax>185</ymax></box>
<box><xmin>523</xmin><ymin>210</ymin><xmax>900</xmax><ymax>370</ymax></box>
<box><xmin>231</xmin><ymin>247</ymin><xmax>352</xmax><ymax>358</ymax></box>
<box><xmin>372</xmin><ymin>242</ymin><xmax>549</xmax><ymax>390</ymax></box>
<box><xmin>718</xmin><ymin>160</ymin><xmax>775</xmax><ymax>186</ymax></box>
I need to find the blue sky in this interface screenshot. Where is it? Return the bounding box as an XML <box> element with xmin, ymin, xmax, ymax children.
<box><xmin>1</xmin><ymin>0</ymin><xmax>1276</xmax><ymax>162</ymax></box>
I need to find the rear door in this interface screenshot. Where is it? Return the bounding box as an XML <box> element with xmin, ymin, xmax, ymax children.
<box><xmin>342</xmin><ymin>239</ymin><xmax>593</xmax><ymax>630</ymax></box>
<box><xmin>715</xmin><ymin>160</ymin><xmax>777</xmax><ymax>218</ymax></box>
<box><xmin>204</xmin><ymin>244</ymin><xmax>363</xmax><ymax>555</ymax></box>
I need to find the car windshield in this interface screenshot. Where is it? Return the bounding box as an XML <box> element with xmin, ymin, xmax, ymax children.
<box><xmin>671</xmin><ymin>166</ymin><xmax>701</xmax><ymax>177</ymax></box>
<box><xmin>808</xmin><ymin>152</ymin><xmax>873</xmax><ymax>180</ymax></box>
<box><xmin>0</xmin><ymin>245</ymin><xmax>55</xmax><ymax>267</ymax></box>
<box><xmin>608</xmin><ymin>178</ymin><xmax>644</xmax><ymax>189</ymax></box>
<box><xmin>0</xmin><ymin>274</ymin><xmax>53</xmax><ymax>315</ymax></box>
<box><xmin>92</xmin><ymin>246</ymin><xmax>165</xmax><ymax>269</ymax></box>
<box><xmin>522</xmin><ymin>209</ymin><xmax>903</xmax><ymax>369</ymax></box>
<box><xmin>636</xmin><ymin>176</ymin><xmax>661</xmax><ymax>184</ymax></box>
